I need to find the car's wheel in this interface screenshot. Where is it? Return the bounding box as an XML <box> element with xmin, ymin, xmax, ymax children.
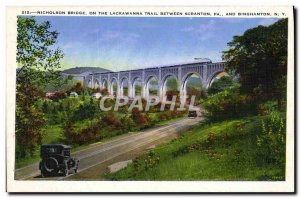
<box><xmin>41</xmin><ymin>167</ymin><xmax>47</xmax><ymax>178</ymax></box>
<box><xmin>75</xmin><ymin>162</ymin><xmax>79</xmax><ymax>173</ymax></box>
<box><xmin>63</xmin><ymin>169</ymin><xmax>68</xmax><ymax>176</ymax></box>
<box><xmin>43</xmin><ymin>157</ymin><xmax>59</xmax><ymax>175</ymax></box>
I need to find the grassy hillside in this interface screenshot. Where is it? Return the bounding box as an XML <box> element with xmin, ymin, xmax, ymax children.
<box><xmin>105</xmin><ymin>115</ymin><xmax>285</xmax><ymax>181</ymax></box>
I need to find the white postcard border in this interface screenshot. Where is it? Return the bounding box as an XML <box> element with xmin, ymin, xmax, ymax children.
<box><xmin>6</xmin><ymin>6</ymin><xmax>295</xmax><ymax>192</ymax></box>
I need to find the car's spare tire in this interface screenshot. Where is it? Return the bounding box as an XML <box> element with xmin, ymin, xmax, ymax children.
<box><xmin>42</xmin><ymin>157</ymin><xmax>59</xmax><ymax>174</ymax></box>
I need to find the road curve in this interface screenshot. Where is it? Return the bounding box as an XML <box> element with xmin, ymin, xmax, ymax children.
<box><xmin>15</xmin><ymin>117</ymin><xmax>201</xmax><ymax>180</ymax></box>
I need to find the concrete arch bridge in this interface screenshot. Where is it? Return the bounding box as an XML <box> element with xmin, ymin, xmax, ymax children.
<box><xmin>83</xmin><ymin>60</ymin><xmax>227</xmax><ymax>101</ymax></box>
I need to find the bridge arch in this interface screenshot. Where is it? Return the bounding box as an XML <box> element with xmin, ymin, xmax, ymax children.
<box><xmin>120</xmin><ymin>77</ymin><xmax>129</xmax><ymax>97</ymax></box>
<box><xmin>181</xmin><ymin>72</ymin><xmax>203</xmax><ymax>86</ymax></box>
<box><xmin>101</xmin><ymin>78</ymin><xmax>109</xmax><ymax>90</ymax></box>
<box><xmin>207</xmin><ymin>70</ymin><xmax>228</xmax><ymax>88</ymax></box>
<box><xmin>94</xmin><ymin>79</ymin><xmax>100</xmax><ymax>89</ymax></box>
<box><xmin>109</xmin><ymin>77</ymin><xmax>118</xmax><ymax>96</ymax></box>
<box><xmin>144</xmin><ymin>75</ymin><xmax>159</xmax><ymax>99</ymax></box>
<box><xmin>161</xmin><ymin>74</ymin><xmax>179</xmax><ymax>100</ymax></box>
<box><xmin>132</xmin><ymin>77</ymin><xmax>143</xmax><ymax>98</ymax></box>
<box><xmin>180</xmin><ymin>72</ymin><xmax>203</xmax><ymax>104</ymax></box>
<box><xmin>87</xmin><ymin>79</ymin><xmax>92</xmax><ymax>88</ymax></box>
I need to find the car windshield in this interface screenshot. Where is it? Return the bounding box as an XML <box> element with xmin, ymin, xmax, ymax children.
<box><xmin>41</xmin><ymin>147</ymin><xmax>61</xmax><ymax>157</ymax></box>
<box><xmin>45</xmin><ymin>147</ymin><xmax>58</xmax><ymax>153</ymax></box>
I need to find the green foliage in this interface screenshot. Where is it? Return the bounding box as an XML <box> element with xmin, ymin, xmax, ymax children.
<box><xmin>47</xmin><ymin>90</ymin><xmax>68</xmax><ymax>101</ymax></box>
<box><xmin>68</xmin><ymin>82</ymin><xmax>84</xmax><ymax>95</ymax></box>
<box><xmin>106</xmin><ymin>116</ymin><xmax>285</xmax><ymax>181</ymax></box>
<box><xmin>73</xmin><ymin>98</ymin><xmax>99</xmax><ymax>121</ymax></box>
<box><xmin>131</xmin><ymin>108</ymin><xmax>151</xmax><ymax>129</ymax></box>
<box><xmin>17</xmin><ymin>16</ymin><xmax>63</xmax><ymax>87</ymax></box>
<box><xmin>43</xmin><ymin>97</ymin><xmax>82</xmax><ymax>124</ymax></box>
<box><xmin>16</xmin><ymin>17</ymin><xmax>63</xmax><ymax>158</ymax></box>
<box><xmin>132</xmin><ymin>151</ymin><xmax>160</xmax><ymax>174</ymax></box>
<box><xmin>186</xmin><ymin>86</ymin><xmax>207</xmax><ymax>105</ymax></box>
<box><xmin>203</xmin><ymin>88</ymin><xmax>257</xmax><ymax>121</ymax></box>
<box><xmin>16</xmin><ymin>103</ymin><xmax>45</xmax><ymax>158</ymax></box>
<box><xmin>166</xmin><ymin>78</ymin><xmax>178</xmax><ymax>91</ymax></box>
<box><xmin>100</xmin><ymin>88</ymin><xmax>109</xmax><ymax>95</ymax></box>
<box><xmin>76</xmin><ymin>122</ymin><xmax>103</xmax><ymax>145</ymax></box>
<box><xmin>207</xmin><ymin>76</ymin><xmax>238</xmax><ymax>95</ymax></box>
<box><xmin>63</xmin><ymin>121</ymin><xmax>77</xmax><ymax>144</ymax></box>
<box><xmin>100</xmin><ymin>112</ymin><xmax>122</xmax><ymax>130</ymax></box>
<box><xmin>257</xmin><ymin>100</ymin><xmax>284</xmax><ymax>116</ymax></box>
<box><xmin>59</xmin><ymin>103</ymin><xmax>186</xmax><ymax>146</ymax></box>
<box><xmin>166</xmin><ymin>90</ymin><xmax>180</xmax><ymax>101</ymax></box>
<box><xmin>256</xmin><ymin>111</ymin><xmax>286</xmax><ymax>166</ymax></box>
<box><xmin>120</xmin><ymin>115</ymin><xmax>136</xmax><ymax>132</ymax></box>
<box><xmin>158</xmin><ymin>111</ymin><xmax>172</xmax><ymax>121</ymax></box>
<box><xmin>222</xmin><ymin>19</ymin><xmax>287</xmax><ymax>107</ymax></box>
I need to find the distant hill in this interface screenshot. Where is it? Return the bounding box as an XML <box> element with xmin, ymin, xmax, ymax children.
<box><xmin>61</xmin><ymin>67</ymin><xmax>112</xmax><ymax>75</ymax></box>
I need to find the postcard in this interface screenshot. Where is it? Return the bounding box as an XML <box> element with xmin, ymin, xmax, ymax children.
<box><xmin>6</xmin><ymin>6</ymin><xmax>295</xmax><ymax>193</ymax></box>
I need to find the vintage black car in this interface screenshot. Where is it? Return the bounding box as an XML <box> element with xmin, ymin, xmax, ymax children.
<box><xmin>39</xmin><ymin>144</ymin><xmax>79</xmax><ymax>177</ymax></box>
<box><xmin>188</xmin><ymin>110</ymin><xmax>198</xmax><ymax>118</ymax></box>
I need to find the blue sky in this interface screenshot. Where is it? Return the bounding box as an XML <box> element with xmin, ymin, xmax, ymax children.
<box><xmin>34</xmin><ymin>16</ymin><xmax>280</xmax><ymax>71</ymax></box>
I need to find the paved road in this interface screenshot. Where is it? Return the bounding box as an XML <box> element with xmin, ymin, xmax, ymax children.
<box><xmin>15</xmin><ymin>117</ymin><xmax>201</xmax><ymax>180</ymax></box>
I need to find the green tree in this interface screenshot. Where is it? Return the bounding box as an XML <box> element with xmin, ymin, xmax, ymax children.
<box><xmin>222</xmin><ymin>19</ymin><xmax>287</xmax><ymax>108</ymax></box>
<box><xmin>16</xmin><ymin>17</ymin><xmax>63</xmax><ymax>157</ymax></box>
<box><xmin>74</xmin><ymin>98</ymin><xmax>98</xmax><ymax>121</ymax></box>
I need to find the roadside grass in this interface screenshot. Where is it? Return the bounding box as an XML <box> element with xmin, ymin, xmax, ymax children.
<box><xmin>155</xmin><ymin>116</ymin><xmax>185</xmax><ymax>126</ymax></box>
<box><xmin>15</xmin><ymin>114</ymin><xmax>186</xmax><ymax>169</ymax></box>
<box><xmin>16</xmin><ymin>118</ymin><xmax>101</xmax><ymax>168</ymax></box>
<box><xmin>105</xmin><ymin>116</ymin><xmax>285</xmax><ymax>181</ymax></box>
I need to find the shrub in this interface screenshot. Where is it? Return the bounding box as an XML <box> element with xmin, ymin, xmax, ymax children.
<box><xmin>158</xmin><ymin>111</ymin><xmax>172</xmax><ymax>121</ymax></box>
<box><xmin>100</xmin><ymin>88</ymin><xmax>109</xmax><ymax>95</ymax></box>
<box><xmin>120</xmin><ymin>115</ymin><xmax>136</xmax><ymax>132</ymax></box>
<box><xmin>100</xmin><ymin>112</ymin><xmax>122</xmax><ymax>130</ymax></box>
<box><xmin>73</xmin><ymin>98</ymin><xmax>98</xmax><ymax>120</ymax></box>
<box><xmin>16</xmin><ymin>104</ymin><xmax>45</xmax><ymax>158</ymax></box>
<box><xmin>118</xmin><ymin>103</ymin><xmax>129</xmax><ymax>113</ymax></box>
<box><xmin>63</xmin><ymin>121</ymin><xmax>77</xmax><ymax>145</ymax></box>
<box><xmin>102</xmin><ymin>98</ymin><xmax>115</xmax><ymax>112</ymax></box>
<box><xmin>202</xmin><ymin>88</ymin><xmax>257</xmax><ymax>121</ymax></box>
<box><xmin>186</xmin><ymin>86</ymin><xmax>208</xmax><ymax>105</ymax></box>
<box><xmin>258</xmin><ymin>101</ymin><xmax>278</xmax><ymax>116</ymax></box>
<box><xmin>131</xmin><ymin>108</ymin><xmax>150</xmax><ymax>128</ymax></box>
<box><xmin>171</xmin><ymin>107</ymin><xmax>186</xmax><ymax>118</ymax></box>
<box><xmin>63</xmin><ymin>120</ymin><xmax>105</xmax><ymax>145</ymax></box>
<box><xmin>47</xmin><ymin>91</ymin><xmax>68</xmax><ymax>101</ymax></box>
<box><xmin>256</xmin><ymin>110</ymin><xmax>286</xmax><ymax>166</ymax></box>
<box><xmin>133</xmin><ymin>150</ymin><xmax>160</xmax><ymax>172</ymax></box>
<box><xmin>77</xmin><ymin>123</ymin><xmax>102</xmax><ymax>144</ymax></box>
<box><xmin>166</xmin><ymin>90</ymin><xmax>180</xmax><ymax>101</ymax></box>
<box><xmin>92</xmin><ymin>87</ymin><xmax>101</xmax><ymax>93</ymax></box>
<box><xmin>68</xmin><ymin>82</ymin><xmax>84</xmax><ymax>95</ymax></box>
